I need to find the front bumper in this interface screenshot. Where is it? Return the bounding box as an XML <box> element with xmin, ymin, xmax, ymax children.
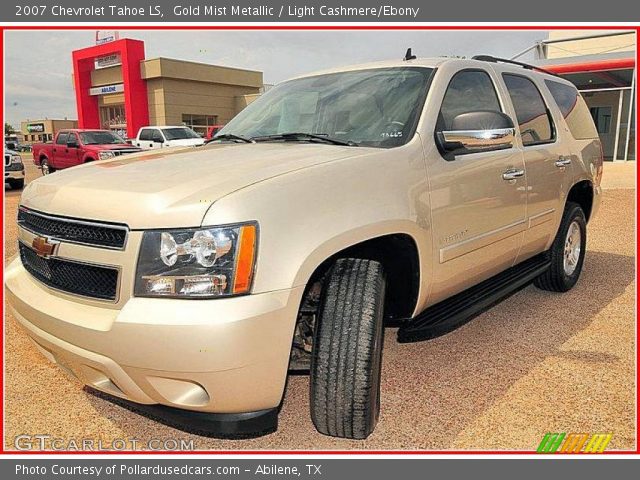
<box><xmin>5</xmin><ymin>258</ymin><xmax>304</xmax><ymax>419</ymax></box>
<box><xmin>5</xmin><ymin>169</ymin><xmax>25</xmax><ymax>181</ymax></box>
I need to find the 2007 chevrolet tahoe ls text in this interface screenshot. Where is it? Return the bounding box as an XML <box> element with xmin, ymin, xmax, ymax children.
<box><xmin>5</xmin><ymin>55</ymin><xmax>602</xmax><ymax>440</ymax></box>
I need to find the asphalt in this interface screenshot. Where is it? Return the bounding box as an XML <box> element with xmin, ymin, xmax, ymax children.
<box><xmin>3</xmin><ymin>158</ymin><xmax>636</xmax><ymax>451</ymax></box>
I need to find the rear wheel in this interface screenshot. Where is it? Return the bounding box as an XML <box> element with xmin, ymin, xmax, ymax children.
<box><xmin>534</xmin><ymin>202</ymin><xmax>587</xmax><ymax>292</ymax></box>
<box><xmin>310</xmin><ymin>258</ymin><xmax>386</xmax><ymax>439</ymax></box>
<box><xmin>41</xmin><ymin>158</ymin><xmax>54</xmax><ymax>175</ymax></box>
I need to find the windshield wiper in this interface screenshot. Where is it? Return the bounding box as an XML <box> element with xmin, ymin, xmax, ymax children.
<box><xmin>251</xmin><ymin>133</ymin><xmax>357</xmax><ymax>146</ymax></box>
<box><xmin>204</xmin><ymin>133</ymin><xmax>254</xmax><ymax>144</ymax></box>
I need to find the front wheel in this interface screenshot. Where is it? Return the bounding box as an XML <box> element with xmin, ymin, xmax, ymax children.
<box><xmin>9</xmin><ymin>179</ymin><xmax>24</xmax><ymax>190</ymax></box>
<box><xmin>534</xmin><ymin>202</ymin><xmax>587</xmax><ymax>292</ymax></box>
<box><xmin>310</xmin><ymin>258</ymin><xmax>386</xmax><ymax>439</ymax></box>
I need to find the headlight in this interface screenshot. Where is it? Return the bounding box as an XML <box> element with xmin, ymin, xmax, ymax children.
<box><xmin>11</xmin><ymin>154</ymin><xmax>22</xmax><ymax>165</ymax></box>
<box><xmin>134</xmin><ymin>223</ymin><xmax>258</xmax><ymax>298</ymax></box>
<box><xmin>98</xmin><ymin>150</ymin><xmax>116</xmax><ymax>160</ymax></box>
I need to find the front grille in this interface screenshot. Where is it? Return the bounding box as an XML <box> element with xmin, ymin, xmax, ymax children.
<box><xmin>112</xmin><ymin>149</ymin><xmax>140</xmax><ymax>156</ymax></box>
<box><xmin>5</xmin><ymin>160</ymin><xmax>23</xmax><ymax>171</ymax></box>
<box><xmin>18</xmin><ymin>207</ymin><xmax>128</xmax><ymax>249</ymax></box>
<box><xmin>19</xmin><ymin>243</ymin><xmax>119</xmax><ymax>301</ymax></box>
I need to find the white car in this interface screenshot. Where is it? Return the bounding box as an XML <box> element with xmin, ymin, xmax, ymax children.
<box><xmin>134</xmin><ymin>126</ymin><xmax>205</xmax><ymax>150</ymax></box>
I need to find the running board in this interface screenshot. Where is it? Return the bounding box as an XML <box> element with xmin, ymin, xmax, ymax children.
<box><xmin>397</xmin><ymin>253</ymin><xmax>550</xmax><ymax>343</ymax></box>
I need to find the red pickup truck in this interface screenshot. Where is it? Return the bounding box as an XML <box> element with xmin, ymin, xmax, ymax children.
<box><xmin>32</xmin><ymin>129</ymin><xmax>141</xmax><ymax>175</ymax></box>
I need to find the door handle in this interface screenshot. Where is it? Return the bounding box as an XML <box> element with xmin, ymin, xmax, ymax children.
<box><xmin>502</xmin><ymin>168</ymin><xmax>525</xmax><ymax>181</ymax></box>
<box><xmin>555</xmin><ymin>156</ymin><xmax>572</xmax><ymax>168</ymax></box>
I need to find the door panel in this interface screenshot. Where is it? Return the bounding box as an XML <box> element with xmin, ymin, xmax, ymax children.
<box><xmin>426</xmin><ymin>145</ymin><xmax>527</xmax><ymax>304</ymax></box>
<box><xmin>515</xmin><ymin>143</ymin><xmax>570</xmax><ymax>261</ymax></box>
<box><xmin>425</xmin><ymin>67</ymin><xmax>527</xmax><ymax>305</ymax></box>
<box><xmin>62</xmin><ymin>133</ymin><xmax>81</xmax><ymax>168</ymax></box>
<box><xmin>52</xmin><ymin>132</ymin><xmax>69</xmax><ymax>168</ymax></box>
<box><xmin>498</xmin><ymin>72</ymin><xmax>573</xmax><ymax>263</ymax></box>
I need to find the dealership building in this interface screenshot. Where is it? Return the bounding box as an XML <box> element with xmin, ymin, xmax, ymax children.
<box><xmin>71</xmin><ymin>38</ymin><xmax>264</xmax><ymax>138</ymax></box>
<box><xmin>525</xmin><ymin>30</ymin><xmax>636</xmax><ymax>161</ymax></box>
<box><xmin>20</xmin><ymin>118</ymin><xmax>78</xmax><ymax>144</ymax></box>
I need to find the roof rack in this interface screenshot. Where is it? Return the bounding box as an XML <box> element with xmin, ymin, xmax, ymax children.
<box><xmin>471</xmin><ymin>55</ymin><xmax>560</xmax><ymax>77</ymax></box>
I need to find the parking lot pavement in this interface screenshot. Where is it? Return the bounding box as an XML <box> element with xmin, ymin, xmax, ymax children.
<box><xmin>3</xmin><ymin>160</ymin><xmax>636</xmax><ymax>451</ymax></box>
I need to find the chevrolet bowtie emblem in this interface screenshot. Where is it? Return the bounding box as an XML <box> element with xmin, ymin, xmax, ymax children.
<box><xmin>32</xmin><ymin>236</ymin><xmax>59</xmax><ymax>258</ymax></box>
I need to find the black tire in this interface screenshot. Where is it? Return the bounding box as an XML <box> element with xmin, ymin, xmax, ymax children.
<box><xmin>310</xmin><ymin>258</ymin><xmax>386</xmax><ymax>439</ymax></box>
<box><xmin>9</xmin><ymin>179</ymin><xmax>24</xmax><ymax>190</ymax></box>
<box><xmin>41</xmin><ymin>158</ymin><xmax>54</xmax><ymax>175</ymax></box>
<box><xmin>534</xmin><ymin>202</ymin><xmax>587</xmax><ymax>292</ymax></box>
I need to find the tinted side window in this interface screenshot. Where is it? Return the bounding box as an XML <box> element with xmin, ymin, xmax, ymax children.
<box><xmin>151</xmin><ymin>130</ymin><xmax>164</xmax><ymax>142</ymax></box>
<box><xmin>439</xmin><ymin>70</ymin><xmax>502</xmax><ymax>130</ymax></box>
<box><xmin>503</xmin><ymin>74</ymin><xmax>554</xmax><ymax>146</ymax></box>
<box><xmin>139</xmin><ymin>129</ymin><xmax>153</xmax><ymax>141</ymax></box>
<box><xmin>67</xmin><ymin>133</ymin><xmax>79</xmax><ymax>146</ymax></box>
<box><xmin>55</xmin><ymin>132</ymin><xmax>68</xmax><ymax>145</ymax></box>
<box><xmin>545</xmin><ymin>80</ymin><xmax>599</xmax><ymax>140</ymax></box>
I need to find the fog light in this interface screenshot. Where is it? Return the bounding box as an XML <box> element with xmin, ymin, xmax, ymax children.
<box><xmin>144</xmin><ymin>277</ymin><xmax>174</xmax><ymax>294</ymax></box>
<box><xmin>179</xmin><ymin>276</ymin><xmax>227</xmax><ymax>295</ymax></box>
<box><xmin>141</xmin><ymin>275</ymin><xmax>227</xmax><ymax>297</ymax></box>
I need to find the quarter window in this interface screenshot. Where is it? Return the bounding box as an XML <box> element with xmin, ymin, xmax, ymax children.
<box><xmin>545</xmin><ymin>80</ymin><xmax>599</xmax><ymax>140</ymax></box>
<box><xmin>503</xmin><ymin>74</ymin><xmax>554</xmax><ymax>146</ymax></box>
<box><xmin>438</xmin><ymin>70</ymin><xmax>502</xmax><ymax>130</ymax></box>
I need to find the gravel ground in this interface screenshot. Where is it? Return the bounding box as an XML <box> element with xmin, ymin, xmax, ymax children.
<box><xmin>3</xmin><ymin>160</ymin><xmax>636</xmax><ymax>451</ymax></box>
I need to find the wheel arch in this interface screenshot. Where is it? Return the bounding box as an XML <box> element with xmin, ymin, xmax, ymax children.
<box><xmin>566</xmin><ymin>179</ymin><xmax>594</xmax><ymax>222</ymax></box>
<box><xmin>297</xmin><ymin>231</ymin><xmax>422</xmax><ymax>322</ymax></box>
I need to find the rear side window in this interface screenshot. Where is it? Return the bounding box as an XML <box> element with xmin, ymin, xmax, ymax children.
<box><xmin>545</xmin><ymin>80</ymin><xmax>599</xmax><ymax>140</ymax></box>
<box><xmin>438</xmin><ymin>70</ymin><xmax>502</xmax><ymax>130</ymax></box>
<box><xmin>503</xmin><ymin>74</ymin><xmax>554</xmax><ymax>146</ymax></box>
<box><xmin>55</xmin><ymin>132</ymin><xmax>68</xmax><ymax>145</ymax></box>
<box><xmin>139</xmin><ymin>129</ymin><xmax>155</xmax><ymax>141</ymax></box>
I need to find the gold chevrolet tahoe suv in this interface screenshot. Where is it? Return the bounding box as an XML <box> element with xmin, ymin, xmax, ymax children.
<box><xmin>5</xmin><ymin>55</ymin><xmax>603</xmax><ymax>440</ymax></box>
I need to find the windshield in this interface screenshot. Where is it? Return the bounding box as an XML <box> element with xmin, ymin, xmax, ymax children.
<box><xmin>162</xmin><ymin>127</ymin><xmax>201</xmax><ymax>140</ymax></box>
<box><xmin>218</xmin><ymin>67</ymin><xmax>433</xmax><ymax>148</ymax></box>
<box><xmin>79</xmin><ymin>131</ymin><xmax>126</xmax><ymax>145</ymax></box>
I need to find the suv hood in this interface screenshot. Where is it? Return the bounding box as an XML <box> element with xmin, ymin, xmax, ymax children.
<box><xmin>20</xmin><ymin>143</ymin><xmax>374</xmax><ymax>229</ymax></box>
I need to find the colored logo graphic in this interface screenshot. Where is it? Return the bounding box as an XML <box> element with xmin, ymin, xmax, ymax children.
<box><xmin>537</xmin><ymin>433</ymin><xmax>613</xmax><ymax>453</ymax></box>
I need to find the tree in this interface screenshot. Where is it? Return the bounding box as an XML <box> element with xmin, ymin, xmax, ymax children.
<box><xmin>5</xmin><ymin>123</ymin><xmax>16</xmax><ymax>135</ymax></box>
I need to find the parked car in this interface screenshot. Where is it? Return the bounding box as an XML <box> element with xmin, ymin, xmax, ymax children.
<box><xmin>5</xmin><ymin>134</ymin><xmax>22</xmax><ymax>152</ymax></box>
<box><xmin>4</xmin><ymin>148</ymin><xmax>25</xmax><ymax>189</ymax></box>
<box><xmin>134</xmin><ymin>126</ymin><xmax>205</xmax><ymax>150</ymax></box>
<box><xmin>6</xmin><ymin>56</ymin><xmax>602</xmax><ymax>440</ymax></box>
<box><xmin>32</xmin><ymin>129</ymin><xmax>141</xmax><ymax>175</ymax></box>
<box><xmin>205</xmin><ymin>124</ymin><xmax>225</xmax><ymax>140</ymax></box>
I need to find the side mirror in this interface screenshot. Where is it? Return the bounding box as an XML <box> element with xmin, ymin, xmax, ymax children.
<box><xmin>437</xmin><ymin>111</ymin><xmax>515</xmax><ymax>159</ymax></box>
<box><xmin>66</xmin><ymin>141</ymin><xmax>78</xmax><ymax>148</ymax></box>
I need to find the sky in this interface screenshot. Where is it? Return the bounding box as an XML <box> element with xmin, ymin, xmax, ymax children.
<box><xmin>4</xmin><ymin>30</ymin><xmax>548</xmax><ymax>128</ymax></box>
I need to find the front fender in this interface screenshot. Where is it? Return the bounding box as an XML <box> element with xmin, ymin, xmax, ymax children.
<box><xmin>200</xmin><ymin>139</ymin><xmax>433</xmax><ymax>313</ymax></box>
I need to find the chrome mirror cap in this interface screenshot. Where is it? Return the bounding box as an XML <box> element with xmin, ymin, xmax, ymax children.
<box><xmin>441</xmin><ymin>128</ymin><xmax>516</xmax><ymax>152</ymax></box>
